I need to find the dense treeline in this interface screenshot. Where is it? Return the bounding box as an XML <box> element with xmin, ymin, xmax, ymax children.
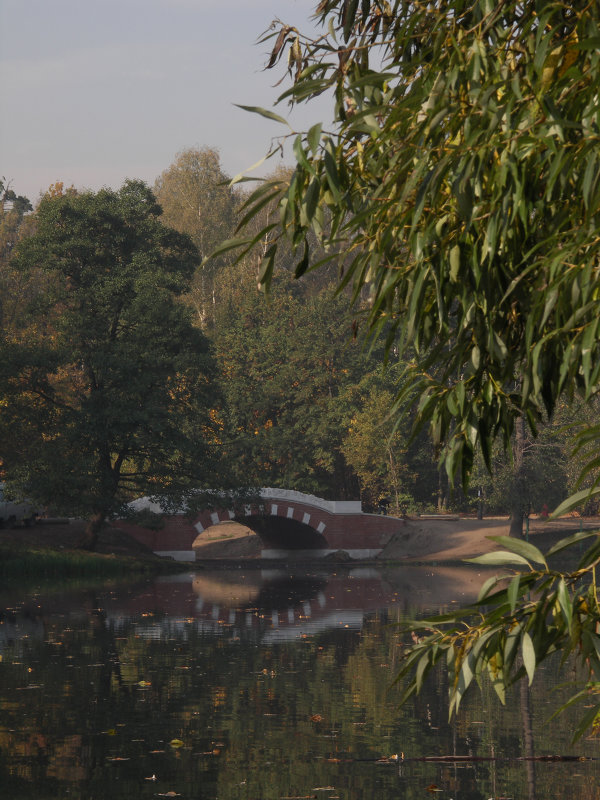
<box><xmin>151</xmin><ymin>147</ymin><xmax>599</xmax><ymax>517</ymax></box>
<box><xmin>0</xmin><ymin>155</ymin><xmax>597</xmax><ymax>528</ymax></box>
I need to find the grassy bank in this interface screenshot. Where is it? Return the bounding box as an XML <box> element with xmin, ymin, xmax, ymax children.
<box><xmin>0</xmin><ymin>520</ymin><xmax>189</xmax><ymax>582</ymax></box>
<box><xmin>0</xmin><ymin>541</ymin><xmax>186</xmax><ymax>581</ymax></box>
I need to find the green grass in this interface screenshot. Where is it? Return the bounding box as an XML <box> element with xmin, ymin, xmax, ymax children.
<box><xmin>0</xmin><ymin>542</ymin><xmax>185</xmax><ymax>581</ymax></box>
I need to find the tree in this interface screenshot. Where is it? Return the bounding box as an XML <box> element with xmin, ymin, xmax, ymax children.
<box><xmin>155</xmin><ymin>147</ymin><xmax>238</xmax><ymax>326</ymax></box>
<box><xmin>215</xmin><ymin>0</ymin><xmax>600</xmax><ymax>734</ymax></box>
<box><xmin>3</xmin><ymin>181</ymin><xmax>219</xmax><ymax>549</ymax></box>
<box><xmin>341</xmin><ymin>369</ymin><xmax>415</xmax><ymax>512</ymax></box>
<box><xmin>220</xmin><ymin>0</ymin><xmax>600</xmax><ymax>496</ymax></box>
<box><xmin>0</xmin><ymin>179</ymin><xmax>36</xmax><ymax>334</ymax></box>
<box><xmin>212</xmin><ymin>270</ymin><xmax>371</xmax><ymax>499</ymax></box>
<box><xmin>0</xmin><ymin>178</ymin><xmax>32</xmax><ymax>217</ymax></box>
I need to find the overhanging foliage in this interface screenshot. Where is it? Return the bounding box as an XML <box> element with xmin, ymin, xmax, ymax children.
<box><xmin>215</xmin><ymin>0</ymin><xmax>600</xmax><ymax>489</ymax></box>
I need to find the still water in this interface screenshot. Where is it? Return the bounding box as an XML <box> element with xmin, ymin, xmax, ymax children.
<box><xmin>0</xmin><ymin>565</ymin><xmax>598</xmax><ymax>799</ymax></box>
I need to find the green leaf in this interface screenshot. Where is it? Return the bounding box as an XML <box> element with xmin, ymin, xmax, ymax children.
<box><xmin>548</xmin><ymin>687</ymin><xmax>591</xmax><ymax>721</ymax></box>
<box><xmin>552</xmin><ymin>487</ymin><xmax>600</xmax><ymax>518</ymax></box>
<box><xmin>323</xmin><ymin>145</ymin><xmax>342</xmax><ymax>203</ymax></box>
<box><xmin>234</xmin><ymin>104</ymin><xmax>292</xmax><ymax>127</ymax></box>
<box><xmin>522</xmin><ymin>631</ymin><xmax>536</xmax><ymax>685</ymax></box>
<box><xmin>307</xmin><ymin>122</ymin><xmax>322</xmax><ymax>155</ymax></box>
<box><xmin>507</xmin><ymin>575</ymin><xmax>520</xmax><ymax>613</ymax></box>
<box><xmin>477</xmin><ymin>574</ymin><xmax>502</xmax><ymax>602</ymax></box>
<box><xmin>303</xmin><ymin>177</ymin><xmax>321</xmax><ymax>223</ymax></box>
<box><xmin>545</xmin><ymin>530</ymin><xmax>598</xmax><ymax>557</ymax></box>
<box><xmin>467</xmin><ymin>551</ymin><xmax>531</xmax><ymax>568</ymax></box>
<box><xmin>204</xmin><ymin>236</ymin><xmax>252</xmax><ymax>262</ymax></box>
<box><xmin>487</xmin><ymin>536</ymin><xmax>547</xmax><ymax>568</ymax></box>
<box><xmin>504</xmin><ymin>624</ymin><xmax>522</xmax><ymax>678</ymax></box>
<box><xmin>343</xmin><ymin>0</ymin><xmax>359</xmax><ymax>42</ymax></box>
<box><xmin>454</xmin><ymin>651</ymin><xmax>475</xmax><ymax>713</ymax></box>
<box><xmin>415</xmin><ymin>650</ymin><xmax>429</xmax><ymax>692</ymax></box>
<box><xmin>258</xmin><ymin>243</ymin><xmax>277</xmax><ymax>289</ymax></box>
<box><xmin>572</xmin><ymin>702</ymin><xmax>600</xmax><ymax>743</ymax></box>
<box><xmin>294</xmin><ymin>238</ymin><xmax>310</xmax><ymax>279</ymax></box>
<box><xmin>449</xmin><ymin>244</ymin><xmax>460</xmax><ymax>282</ymax></box>
<box><xmin>293</xmin><ymin>135</ymin><xmax>316</xmax><ymax>175</ymax></box>
<box><xmin>236</xmin><ymin>190</ymin><xmax>282</xmax><ymax>232</ymax></box>
<box><xmin>556</xmin><ymin>578</ymin><xmax>573</xmax><ymax>632</ymax></box>
<box><xmin>229</xmin><ymin>149</ymin><xmax>278</xmax><ymax>184</ymax></box>
<box><xmin>489</xmin><ymin>668</ymin><xmax>506</xmax><ymax>705</ymax></box>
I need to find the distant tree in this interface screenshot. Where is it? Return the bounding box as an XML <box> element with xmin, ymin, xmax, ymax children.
<box><xmin>341</xmin><ymin>370</ymin><xmax>414</xmax><ymax>512</ymax></box>
<box><xmin>0</xmin><ymin>179</ymin><xmax>36</xmax><ymax>333</ymax></box>
<box><xmin>0</xmin><ymin>178</ymin><xmax>32</xmax><ymax>216</ymax></box>
<box><xmin>3</xmin><ymin>181</ymin><xmax>219</xmax><ymax>549</ymax></box>
<box><xmin>212</xmin><ymin>271</ymin><xmax>376</xmax><ymax>499</ymax></box>
<box><xmin>472</xmin><ymin>417</ymin><xmax>569</xmax><ymax>519</ymax></box>
<box><xmin>154</xmin><ymin>147</ymin><xmax>238</xmax><ymax>326</ymax></box>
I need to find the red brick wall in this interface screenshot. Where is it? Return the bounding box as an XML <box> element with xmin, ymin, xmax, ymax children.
<box><xmin>118</xmin><ymin>502</ymin><xmax>404</xmax><ymax>552</ymax></box>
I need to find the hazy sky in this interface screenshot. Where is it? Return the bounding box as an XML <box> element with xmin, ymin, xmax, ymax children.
<box><xmin>0</xmin><ymin>0</ymin><xmax>328</xmax><ymax>203</ymax></box>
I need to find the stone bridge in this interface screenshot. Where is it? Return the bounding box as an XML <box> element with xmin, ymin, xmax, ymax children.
<box><xmin>119</xmin><ymin>488</ymin><xmax>405</xmax><ymax>561</ymax></box>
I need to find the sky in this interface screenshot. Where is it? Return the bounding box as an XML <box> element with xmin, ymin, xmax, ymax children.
<box><xmin>0</xmin><ymin>0</ymin><xmax>330</xmax><ymax>204</ymax></box>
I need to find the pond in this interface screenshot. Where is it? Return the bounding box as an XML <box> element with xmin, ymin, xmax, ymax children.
<box><xmin>0</xmin><ymin>565</ymin><xmax>598</xmax><ymax>799</ymax></box>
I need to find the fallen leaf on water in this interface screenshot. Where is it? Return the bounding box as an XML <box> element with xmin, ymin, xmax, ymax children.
<box><xmin>138</xmin><ymin>680</ymin><xmax>152</xmax><ymax>687</ymax></box>
<box><xmin>310</xmin><ymin>714</ymin><xmax>323</xmax><ymax>723</ymax></box>
<box><xmin>169</xmin><ymin>739</ymin><xmax>184</xmax><ymax>749</ymax></box>
<box><xmin>426</xmin><ymin>785</ymin><xmax>442</xmax><ymax>793</ymax></box>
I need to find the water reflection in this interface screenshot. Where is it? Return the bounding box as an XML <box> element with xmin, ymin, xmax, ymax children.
<box><xmin>0</xmin><ymin>566</ymin><xmax>598</xmax><ymax>800</ymax></box>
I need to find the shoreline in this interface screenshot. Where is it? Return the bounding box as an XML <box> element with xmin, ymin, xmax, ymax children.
<box><xmin>0</xmin><ymin>515</ymin><xmax>597</xmax><ymax>578</ymax></box>
<box><xmin>192</xmin><ymin>515</ymin><xmax>599</xmax><ymax>565</ymax></box>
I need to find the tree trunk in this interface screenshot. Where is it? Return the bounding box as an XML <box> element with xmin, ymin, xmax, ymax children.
<box><xmin>510</xmin><ymin>416</ymin><xmax>527</xmax><ymax>538</ymax></box>
<box><xmin>80</xmin><ymin>511</ymin><xmax>105</xmax><ymax>551</ymax></box>
<box><xmin>437</xmin><ymin>468</ymin><xmax>446</xmax><ymax>512</ymax></box>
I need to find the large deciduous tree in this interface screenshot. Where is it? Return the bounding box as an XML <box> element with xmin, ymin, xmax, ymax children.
<box><xmin>3</xmin><ymin>181</ymin><xmax>218</xmax><ymax>549</ymax></box>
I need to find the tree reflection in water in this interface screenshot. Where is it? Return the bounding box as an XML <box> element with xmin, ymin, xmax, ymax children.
<box><xmin>0</xmin><ymin>567</ymin><xmax>598</xmax><ymax>800</ymax></box>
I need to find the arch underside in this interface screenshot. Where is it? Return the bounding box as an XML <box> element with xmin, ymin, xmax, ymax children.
<box><xmin>233</xmin><ymin>514</ymin><xmax>328</xmax><ymax>550</ymax></box>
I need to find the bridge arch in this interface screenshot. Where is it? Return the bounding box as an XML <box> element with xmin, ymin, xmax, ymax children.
<box><xmin>191</xmin><ymin>488</ymin><xmax>362</xmax><ymax>555</ymax></box>
<box><xmin>121</xmin><ymin>488</ymin><xmax>401</xmax><ymax>560</ymax></box>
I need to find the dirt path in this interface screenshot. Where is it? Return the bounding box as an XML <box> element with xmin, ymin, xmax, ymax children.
<box><xmin>377</xmin><ymin>515</ymin><xmax>599</xmax><ymax>562</ymax></box>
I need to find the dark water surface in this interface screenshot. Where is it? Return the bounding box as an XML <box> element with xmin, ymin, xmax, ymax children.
<box><xmin>0</xmin><ymin>565</ymin><xmax>598</xmax><ymax>799</ymax></box>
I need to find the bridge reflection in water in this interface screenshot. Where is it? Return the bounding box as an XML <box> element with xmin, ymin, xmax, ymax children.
<box><xmin>104</xmin><ymin>565</ymin><xmax>489</xmax><ymax>643</ymax></box>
